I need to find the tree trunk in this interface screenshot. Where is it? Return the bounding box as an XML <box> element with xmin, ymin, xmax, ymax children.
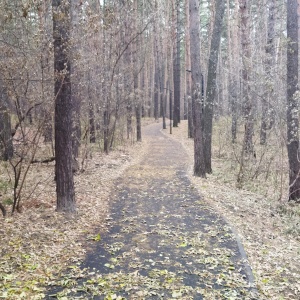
<box><xmin>136</xmin><ymin>104</ymin><xmax>142</xmax><ymax>141</ymax></box>
<box><xmin>0</xmin><ymin>202</ymin><xmax>6</xmax><ymax>217</ymax></box>
<box><xmin>229</xmin><ymin>0</ymin><xmax>240</xmax><ymax>144</ymax></box>
<box><xmin>260</xmin><ymin>0</ymin><xmax>276</xmax><ymax>145</ymax></box>
<box><xmin>203</xmin><ymin>0</ymin><xmax>225</xmax><ymax>173</ymax></box>
<box><xmin>169</xmin><ymin>88</ymin><xmax>173</xmax><ymax>135</ymax></box>
<box><xmin>189</xmin><ymin>0</ymin><xmax>206</xmax><ymax>178</ymax></box>
<box><xmin>286</xmin><ymin>0</ymin><xmax>300</xmax><ymax>201</ymax></box>
<box><xmin>185</xmin><ymin>0</ymin><xmax>193</xmax><ymax>138</ymax></box>
<box><xmin>89</xmin><ymin>104</ymin><xmax>96</xmax><ymax>144</ymax></box>
<box><xmin>0</xmin><ymin>87</ymin><xmax>13</xmax><ymax>161</ymax></box>
<box><xmin>103</xmin><ymin>110</ymin><xmax>109</xmax><ymax>152</ymax></box>
<box><xmin>71</xmin><ymin>0</ymin><xmax>82</xmax><ymax>157</ymax></box>
<box><xmin>52</xmin><ymin>0</ymin><xmax>76</xmax><ymax>213</ymax></box>
<box><xmin>153</xmin><ymin>3</ymin><xmax>160</xmax><ymax>121</ymax></box>
<box><xmin>240</xmin><ymin>0</ymin><xmax>254</xmax><ymax>154</ymax></box>
<box><xmin>173</xmin><ymin>0</ymin><xmax>181</xmax><ymax>127</ymax></box>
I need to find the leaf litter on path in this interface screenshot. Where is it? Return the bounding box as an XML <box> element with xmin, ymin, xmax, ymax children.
<box><xmin>46</xmin><ymin>123</ymin><xmax>257</xmax><ymax>299</ymax></box>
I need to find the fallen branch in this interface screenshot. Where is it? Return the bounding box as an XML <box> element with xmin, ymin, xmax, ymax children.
<box><xmin>31</xmin><ymin>156</ymin><xmax>55</xmax><ymax>164</ymax></box>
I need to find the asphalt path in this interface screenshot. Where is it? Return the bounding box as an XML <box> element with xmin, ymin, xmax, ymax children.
<box><xmin>47</xmin><ymin>122</ymin><xmax>257</xmax><ymax>300</ymax></box>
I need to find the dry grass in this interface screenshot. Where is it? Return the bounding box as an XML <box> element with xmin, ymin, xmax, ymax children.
<box><xmin>166</xmin><ymin>119</ymin><xmax>300</xmax><ymax>300</ymax></box>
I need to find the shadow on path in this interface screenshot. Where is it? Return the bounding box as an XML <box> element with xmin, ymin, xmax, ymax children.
<box><xmin>47</xmin><ymin>123</ymin><xmax>257</xmax><ymax>299</ymax></box>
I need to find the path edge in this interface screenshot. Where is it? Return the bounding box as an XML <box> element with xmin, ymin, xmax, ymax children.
<box><xmin>160</xmin><ymin>125</ymin><xmax>260</xmax><ymax>299</ymax></box>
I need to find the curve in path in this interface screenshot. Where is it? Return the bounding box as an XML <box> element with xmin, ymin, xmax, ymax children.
<box><xmin>48</xmin><ymin>123</ymin><xmax>257</xmax><ymax>300</ymax></box>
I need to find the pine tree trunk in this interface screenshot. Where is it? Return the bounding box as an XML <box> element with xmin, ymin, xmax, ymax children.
<box><xmin>52</xmin><ymin>0</ymin><xmax>76</xmax><ymax>213</ymax></box>
<box><xmin>203</xmin><ymin>0</ymin><xmax>225</xmax><ymax>173</ymax></box>
<box><xmin>286</xmin><ymin>0</ymin><xmax>300</xmax><ymax>201</ymax></box>
<box><xmin>173</xmin><ymin>0</ymin><xmax>181</xmax><ymax>127</ymax></box>
<box><xmin>229</xmin><ymin>0</ymin><xmax>240</xmax><ymax>144</ymax></box>
<box><xmin>189</xmin><ymin>0</ymin><xmax>206</xmax><ymax>178</ymax></box>
<box><xmin>87</xmin><ymin>70</ymin><xmax>96</xmax><ymax>144</ymax></box>
<box><xmin>240</xmin><ymin>0</ymin><xmax>254</xmax><ymax>154</ymax></box>
<box><xmin>0</xmin><ymin>84</ymin><xmax>13</xmax><ymax>161</ymax></box>
<box><xmin>185</xmin><ymin>0</ymin><xmax>193</xmax><ymax>138</ymax></box>
<box><xmin>260</xmin><ymin>0</ymin><xmax>276</xmax><ymax>145</ymax></box>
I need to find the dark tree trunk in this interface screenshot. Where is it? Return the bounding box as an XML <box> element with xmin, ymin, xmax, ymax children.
<box><xmin>173</xmin><ymin>0</ymin><xmax>181</xmax><ymax>127</ymax></box>
<box><xmin>103</xmin><ymin>110</ymin><xmax>109</xmax><ymax>153</ymax></box>
<box><xmin>230</xmin><ymin>80</ymin><xmax>238</xmax><ymax>143</ymax></box>
<box><xmin>186</xmin><ymin>0</ymin><xmax>193</xmax><ymax>139</ymax></box>
<box><xmin>0</xmin><ymin>202</ymin><xmax>6</xmax><ymax>217</ymax></box>
<box><xmin>286</xmin><ymin>0</ymin><xmax>300</xmax><ymax>201</ymax></box>
<box><xmin>203</xmin><ymin>0</ymin><xmax>225</xmax><ymax>173</ymax></box>
<box><xmin>88</xmin><ymin>70</ymin><xmax>96</xmax><ymax>144</ymax></box>
<box><xmin>163</xmin><ymin>92</ymin><xmax>167</xmax><ymax>130</ymax></box>
<box><xmin>153</xmin><ymin>9</ymin><xmax>160</xmax><ymax>121</ymax></box>
<box><xmin>169</xmin><ymin>88</ymin><xmax>173</xmax><ymax>135</ymax></box>
<box><xmin>154</xmin><ymin>68</ymin><xmax>160</xmax><ymax>120</ymax></box>
<box><xmin>188</xmin><ymin>94</ymin><xmax>194</xmax><ymax>138</ymax></box>
<box><xmin>136</xmin><ymin>104</ymin><xmax>142</xmax><ymax>142</ymax></box>
<box><xmin>185</xmin><ymin>0</ymin><xmax>192</xmax><ymax>135</ymax></box>
<box><xmin>189</xmin><ymin>0</ymin><xmax>206</xmax><ymax>178</ymax></box>
<box><xmin>133</xmin><ymin>0</ymin><xmax>141</xmax><ymax>142</ymax></box>
<box><xmin>127</xmin><ymin>103</ymin><xmax>132</xmax><ymax>140</ymax></box>
<box><xmin>89</xmin><ymin>103</ymin><xmax>96</xmax><ymax>144</ymax></box>
<box><xmin>183</xmin><ymin>95</ymin><xmax>188</xmax><ymax>120</ymax></box>
<box><xmin>160</xmin><ymin>61</ymin><xmax>165</xmax><ymax>118</ymax></box>
<box><xmin>52</xmin><ymin>0</ymin><xmax>76</xmax><ymax>213</ymax></box>
<box><xmin>43</xmin><ymin>112</ymin><xmax>53</xmax><ymax>143</ymax></box>
<box><xmin>0</xmin><ymin>83</ymin><xmax>13</xmax><ymax>161</ymax></box>
<box><xmin>160</xmin><ymin>56</ymin><xmax>166</xmax><ymax>128</ymax></box>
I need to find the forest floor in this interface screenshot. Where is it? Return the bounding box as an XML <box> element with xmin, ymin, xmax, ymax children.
<box><xmin>0</xmin><ymin>120</ymin><xmax>299</xmax><ymax>300</ymax></box>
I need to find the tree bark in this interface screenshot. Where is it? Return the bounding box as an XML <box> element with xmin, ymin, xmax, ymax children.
<box><xmin>203</xmin><ymin>0</ymin><xmax>225</xmax><ymax>173</ymax></box>
<box><xmin>173</xmin><ymin>0</ymin><xmax>181</xmax><ymax>127</ymax></box>
<box><xmin>189</xmin><ymin>0</ymin><xmax>206</xmax><ymax>178</ymax></box>
<box><xmin>286</xmin><ymin>0</ymin><xmax>300</xmax><ymax>201</ymax></box>
<box><xmin>229</xmin><ymin>0</ymin><xmax>240</xmax><ymax>144</ymax></box>
<box><xmin>71</xmin><ymin>0</ymin><xmax>82</xmax><ymax>157</ymax></box>
<box><xmin>153</xmin><ymin>1</ymin><xmax>160</xmax><ymax>121</ymax></box>
<box><xmin>260</xmin><ymin>0</ymin><xmax>276</xmax><ymax>145</ymax></box>
<box><xmin>185</xmin><ymin>0</ymin><xmax>193</xmax><ymax>138</ymax></box>
<box><xmin>0</xmin><ymin>82</ymin><xmax>13</xmax><ymax>161</ymax></box>
<box><xmin>52</xmin><ymin>0</ymin><xmax>76</xmax><ymax>213</ymax></box>
<box><xmin>240</xmin><ymin>0</ymin><xmax>254</xmax><ymax>154</ymax></box>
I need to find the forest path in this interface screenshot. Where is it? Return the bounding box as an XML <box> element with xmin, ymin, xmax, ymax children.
<box><xmin>48</xmin><ymin>122</ymin><xmax>256</xmax><ymax>299</ymax></box>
